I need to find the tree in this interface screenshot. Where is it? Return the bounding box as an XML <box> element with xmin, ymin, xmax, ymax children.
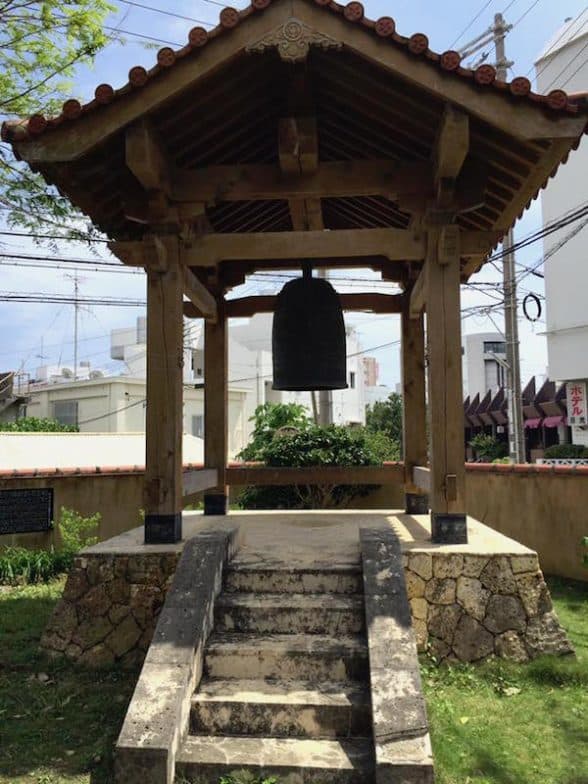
<box><xmin>1</xmin><ymin>1</ymin><xmax>116</xmax><ymax>240</ymax></box>
<box><xmin>469</xmin><ymin>433</ymin><xmax>508</xmax><ymax>462</ymax></box>
<box><xmin>365</xmin><ymin>393</ymin><xmax>403</xmax><ymax>452</ymax></box>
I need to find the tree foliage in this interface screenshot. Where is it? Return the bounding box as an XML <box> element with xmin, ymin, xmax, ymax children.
<box><xmin>0</xmin><ymin>416</ymin><xmax>78</xmax><ymax>432</ymax></box>
<box><xmin>1</xmin><ymin>0</ymin><xmax>116</xmax><ymax>239</ymax></box>
<box><xmin>469</xmin><ymin>433</ymin><xmax>508</xmax><ymax>462</ymax></box>
<box><xmin>238</xmin><ymin>402</ymin><xmax>311</xmax><ymax>461</ymax></box>
<box><xmin>365</xmin><ymin>392</ymin><xmax>403</xmax><ymax>451</ymax></box>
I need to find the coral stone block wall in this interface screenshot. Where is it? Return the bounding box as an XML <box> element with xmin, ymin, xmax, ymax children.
<box><xmin>41</xmin><ymin>548</ymin><xmax>573</xmax><ymax>666</ymax></box>
<box><xmin>41</xmin><ymin>553</ymin><xmax>180</xmax><ymax>667</ymax></box>
<box><xmin>403</xmin><ymin>551</ymin><xmax>573</xmax><ymax>663</ymax></box>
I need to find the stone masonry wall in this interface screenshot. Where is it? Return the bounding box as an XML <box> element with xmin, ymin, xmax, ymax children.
<box><xmin>403</xmin><ymin>551</ymin><xmax>573</xmax><ymax>663</ymax></box>
<box><xmin>41</xmin><ymin>548</ymin><xmax>573</xmax><ymax>666</ymax></box>
<box><xmin>41</xmin><ymin>553</ymin><xmax>180</xmax><ymax>667</ymax></box>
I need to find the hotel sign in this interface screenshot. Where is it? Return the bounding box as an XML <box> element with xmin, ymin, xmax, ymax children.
<box><xmin>567</xmin><ymin>381</ymin><xmax>587</xmax><ymax>426</ymax></box>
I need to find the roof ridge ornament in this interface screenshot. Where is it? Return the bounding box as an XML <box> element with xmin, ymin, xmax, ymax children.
<box><xmin>245</xmin><ymin>17</ymin><xmax>342</xmax><ymax>62</ymax></box>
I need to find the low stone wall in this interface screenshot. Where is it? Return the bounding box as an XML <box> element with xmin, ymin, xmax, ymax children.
<box><xmin>41</xmin><ymin>552</ymin><xmax>180</xmax><ymax>667</ymax></box>
<box><xmin>42</xmin><ymin>536</ymin><xmax>572</xmax><ymax>667</ymax></box>
<box><xmin>403</xmin><ymin>550</ymin><xmax>572</xmax><ymax>663</ymax></box>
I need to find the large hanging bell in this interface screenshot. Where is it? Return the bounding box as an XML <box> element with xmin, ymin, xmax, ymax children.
<box><xmin>272</xmin><ymin>266</ymin><xmax>348</xmax><ymax>391</ymax></box>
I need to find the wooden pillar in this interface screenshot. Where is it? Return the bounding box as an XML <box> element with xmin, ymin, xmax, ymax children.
<box><xmin>425</xmin><ymin>226</ymin><xmax>467</xmax><ymax>543</ymax></box>
<box><xmin>401</xmin><ymin>302</ymin><xmax>428</xmax><ymax>515</ymax></box>
<box><xmin>204</xmin><ymin>297</ymin><xmax>228</xmax><ymax>515</ymax></box>
<box><xmin>144</xmin><ymin>240</ymin><xmax>184</xmax><ymax>544</ymax></box>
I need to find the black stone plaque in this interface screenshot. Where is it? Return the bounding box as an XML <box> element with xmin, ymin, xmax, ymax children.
<box><xmin>0</xmin><ymin>488</ymin><xmax>54</xmax><ymax>535</ymax></box>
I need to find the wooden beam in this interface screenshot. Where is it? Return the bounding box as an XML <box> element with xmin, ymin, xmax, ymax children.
<box><xmin>113</xmin><ymin>228</ymin><xmax>499</xmax><ymax>273</ymax></box>
<box><xmin>126</xmin><ymin>119</ymin><xmax>171</xmax><ymax>194</ymax></box>
<box><xmin>183</xmin><ymin>267</ymin><xmax>217</xmax><ymax>323</ymax></box>
<box><xmin>402</xmin><ymin>303</ymin><xmax>428</xmax><ymax>504</ymax></box>
<box><xmin>435</xmin><ymin>105</ymin><xmax>469</xmax><ymax>183</ymax></box>
<box><xmin>144</xmin><ymin>237</ymin><xmax>184</xmax><ymax>543</ymax></box>
<box><xmin>409</xmin><ymin>266</ymin><xmax>427</xmax><ymax>319</ymax></box>
<box><xmin>425</xmin><ymin>226</ymin><xmax>467</xmax><ymax>543</ymax></box>
<box><xmin>184</xmin><ymin>228</ymin><xmax>426</xmax><ymax>265</ymax></box>
<box><xmin>226</xmin><ymin>464</ymin><xmax>402</xmax><ymax>486</ymax></box>
<box><xmin>171</xmin><ymin>160</ymin><xmax>433</xmax><ymax>203</ymax></box>
<box><xmin>185</xmin><ymin>291</ymin><xmax>406</xmax><ymax>319</ymax></box>
<box><xmin>183</xmin><ymin>468</ymin><xmax>218</xmax><ymax>497</ymax></box>
<box><xmin>204</xmin><ymin>297</ymin><xmax>228</xmax><ymax>515</ymax></box>
<box><xmin>113</xmin><ymin>229</ymin><xmax>500</xmax><ymax>269</ymax></box>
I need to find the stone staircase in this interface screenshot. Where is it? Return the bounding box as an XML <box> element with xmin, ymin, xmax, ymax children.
<box><xmin>175</xmin><ymin>562</ymin><xmax>375</xmax><ymax>783</ymax></box>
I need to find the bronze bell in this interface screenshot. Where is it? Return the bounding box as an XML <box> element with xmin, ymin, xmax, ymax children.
<box><xmin>272</xmin><ymin>265</ymin><xmax>348</xmax><ymax>391</ymax></box>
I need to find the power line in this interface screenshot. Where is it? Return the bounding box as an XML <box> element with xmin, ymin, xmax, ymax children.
<box><xmin>544</xmin><ymin>36</ymin><xmax>588</xmax><ymax>90</ymax></box>
<box><xmin>450</xmin><ymin>1</ymin><xmax>496</xmax><ymax>49</ymax></box>
<box><xmin>511</xmin><ymin>0</ymin><xmax>543</xmax><ymax>30</ymax></box>
<box><xmin>118</xmin><ymin>0</ymin><xmax>222</xmax><ymax>22</ymax></box>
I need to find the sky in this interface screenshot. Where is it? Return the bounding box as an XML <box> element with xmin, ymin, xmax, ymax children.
<box><xmin>0</xmin><ymin>0</ymin><xmax>586</xmax><ymax>390</ymax></box>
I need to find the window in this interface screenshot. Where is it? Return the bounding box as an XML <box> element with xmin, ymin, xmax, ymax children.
<box><xmin>484</xmin><ymin>360</ymin><xmax>505</xmax><ymax>390</ymax></box>
<box><xmin>52</xmin><ymin>400</ymin><xmax>78</xmax><ymax>427</ymax></box>
<box><xmin>192</xmin><ymin>414</ymin><xmax>204</xmax><ymax>438</ymax></box>
<box><xmin>483</xmin><ymin>341</ymin><xmax>506</xmax><ymax>354</ymax></box>
<box><xmin>349</xmin><ymin>372</ymin><xmax>356</xmax><ymax>389</ymax></box>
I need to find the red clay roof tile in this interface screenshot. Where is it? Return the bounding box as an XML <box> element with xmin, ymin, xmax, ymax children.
<box><xmin>2</xmin><ymin>0</ymin><xmax>587</xmax><ymax>146</ymax></box>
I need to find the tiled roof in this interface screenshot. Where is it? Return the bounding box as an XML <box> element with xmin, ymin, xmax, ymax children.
<box><xmin>2</xmin><ymin>0</ymin><xmax>587</xmax><ymax>144</ymax></box>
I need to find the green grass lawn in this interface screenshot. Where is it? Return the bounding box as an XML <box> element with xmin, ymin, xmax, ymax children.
<box><xmin>422</xmin><ymin>577</ymin><xmax>588</xmax><ymax>784</ymax></box>
<box><xmin>0</xmin><ymin>579</ymin><xmax>138</xmax><ymax>784</ymax></box>
<box><xmin>0</xmin><ymin>576</ymin><xmax>586</xmax><ymax>784</ymax></box>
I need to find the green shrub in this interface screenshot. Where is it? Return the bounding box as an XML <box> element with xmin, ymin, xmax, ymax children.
<box><xmin>238</xmin><ymin>424</ymin><xmax>381</xmax><ymax>510</ymax></box>
<box><xmin>0</xmin><ymin>547</ymin><xmax>71</xmax><ymax>585</ymax></box>
<box><xmin>0</xmin><ymin>507</ymin><xmax>100</xmax><ymax>585</ymax></box>
<box><xmin>470</xmin><ymin>433</ymin><xmax>508</xmax><ymax>462</ymax></box>
<box><xmin>543</xmin><ymin>443</ymin><xmax>588</xmax><ymax>459</ymax></box>
<box><xmin>0</xmin><ymin>417</ymin><xmax>78</xmax><ymax>432</ymax></box>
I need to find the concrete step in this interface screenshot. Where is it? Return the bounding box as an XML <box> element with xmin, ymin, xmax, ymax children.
<box><xmin>204</xmin><ymin>632</ymin><xmax>369</xmax><ymax>682</ymax></box>
<box><xmin>215</xmin><ymin>592</ymin><xmax>365</xmax><ymax>635</ymax></box>
<box><xmin>224</xmin><ymin>564</ymin><xmax>363</xmax><ymax>595</ymax></box>
<box><xmin>176</xmin><ymin>735</ymin><xmax>374</xmax><ymax>783</ymax></box>
<box><xmin>190</xmin><ymin>678</ymin><xmax>372</xmax><ymax>739</ymax></box>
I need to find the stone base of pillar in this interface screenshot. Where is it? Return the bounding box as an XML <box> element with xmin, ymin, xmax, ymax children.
<box><xmin>204</xmin><ymin>493</ymin><xmax>228</xmax><ymax>516</ymax></box>
<box><xmin>431</xmin><ymin>512</ymin><xmax>468</xmax><ymax>544</ymax></box>
<box><xmin>144</xmin><ymin>513</ymin><xmax>182</xmax><ymax>544</ymax></box>
<box><xmin>405</xmin><ymin>493</ymin><xmax>429</xmax><ymax>515</ymax></box>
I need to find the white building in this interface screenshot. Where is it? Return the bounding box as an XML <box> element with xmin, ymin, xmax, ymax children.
<box><xmin>24</xmin><ymin>376</ymin><xmax>248</xmax><ymax>458</ymax></box>
<box><xmin>536</xmin><ymin>14</ymin><xmax>588</xmax><ymax>445</ymax></box>
<box><xmin>462</xmin><ymin>332</ymin><xmax>507</xmax><ymax>399</ymax></box>
<box><xmin>231</xmin><ymin>313</ymin><xmax>367</xmax><ymax>425</ymax></box>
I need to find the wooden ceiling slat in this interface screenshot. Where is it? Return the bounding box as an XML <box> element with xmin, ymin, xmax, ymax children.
<box><xmin>313</xmin><ymin>49</ymin><xmax>441</xmax><ymax>127</ymax></box>
<box><xmin>319</xmin><ymin>101</ymin><xmax>428</xmax><ymax>162</ymax></box>
<box><xmin>324</xmin><ymin>199</ymin><xmax>378</xmax><ymax>229</ymax></box>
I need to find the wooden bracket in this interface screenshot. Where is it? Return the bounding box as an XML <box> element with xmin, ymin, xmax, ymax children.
<box><xmin>126</xmin><ymin>119</ymin><xmax>172</xmax><ymax>195</ymax></box>
<box><xmin>183</xmin><ymin>267</ymin><xmax>218</xmax><ymax>323</ymax></box>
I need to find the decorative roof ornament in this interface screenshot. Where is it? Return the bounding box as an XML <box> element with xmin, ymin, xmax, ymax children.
<box><xmin>245</xmin><ymin>17</ymin><xmax>342</xmax><ymax>62</ymax></box>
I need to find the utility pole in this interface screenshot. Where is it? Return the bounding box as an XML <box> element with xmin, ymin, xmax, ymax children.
<box><xmin>494</xmin><ymin>13</ymin><xmax>526</xmax><ymax>464</ymax></box>
<box><xmin>459</xmin><ymin>14</ymin><xmax>526</xmax><ymax>463</ymax></box>
<box><xmin>65</xmin><ymin>272</ymin><xmax>82</xmax><ymax>381</ymax></box>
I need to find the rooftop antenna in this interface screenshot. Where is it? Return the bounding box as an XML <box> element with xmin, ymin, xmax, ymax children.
<box><xmin>64</xmin><ymin>271</ymin><xmax>87</xmax><ymax>381</ymax></box>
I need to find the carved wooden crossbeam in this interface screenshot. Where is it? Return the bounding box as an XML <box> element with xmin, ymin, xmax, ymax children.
<box><xmin>111</xmin><ymin>228</ymin><xmax>501</xmax><ymax>270</ymax></box>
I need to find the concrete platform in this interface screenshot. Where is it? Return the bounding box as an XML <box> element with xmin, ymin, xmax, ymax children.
<box><xmin>86</xmin><ymin>509</ymin><xmax>533</xmax><ymax>560</ymax></box>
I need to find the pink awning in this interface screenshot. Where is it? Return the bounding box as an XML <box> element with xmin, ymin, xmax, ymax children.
<box><xmin>543</xmin><ymin>415</ymin><xmax>566</xmax><ymax>428</ymax></box>
<box><xmin>524</xmin><ymin>418</ymin><xmax>543</xmax><ymax>429</ymax></box>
